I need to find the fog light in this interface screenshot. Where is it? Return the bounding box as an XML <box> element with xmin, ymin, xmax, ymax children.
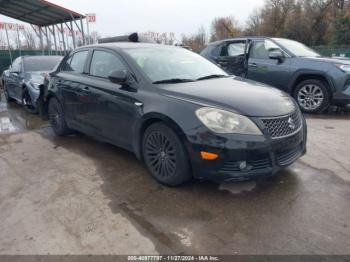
<box><xmin>200</xmin><ymin>151</ymin><xmax>219</xmax><ymax>160</ymax></box>
<box><xmin>239</xmin><ymin>161</ymin><xmax>247</xmax><ymax>170</ymax></box>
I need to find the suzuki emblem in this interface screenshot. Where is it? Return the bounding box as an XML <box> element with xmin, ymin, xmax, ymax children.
<box><xmin>288</xmin><ymin>117</ymin><xmax>296</xmax><ymax>130</ymax></box>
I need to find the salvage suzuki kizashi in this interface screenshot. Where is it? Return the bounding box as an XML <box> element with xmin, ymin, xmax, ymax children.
<box><xmin>44</xmin><ymin>42</ymin><xmax>307</xmax><ymax>186</ymax></box>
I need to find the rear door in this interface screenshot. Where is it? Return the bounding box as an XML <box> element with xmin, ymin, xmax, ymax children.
<box><xmin>247</xmin><ymin>40</ymin><xmax>292</xmax><ymax>90</ymax></box>
<box><xmin>215</xmin><ymin>41</ymin><xmax>247</xmax><ymax>76</ymax></box>
<box><xmin>55</xmin><ymin>50</ymin><xmax>90</xmax><ymax>129</ymax></box>
<box><xmin>82</xmin><ymin>48</ymin><xmax>141</xmax><ymax>149</ymax></box>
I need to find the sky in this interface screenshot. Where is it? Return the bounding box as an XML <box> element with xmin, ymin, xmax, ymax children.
<box><xmin>0</xmin><ymin>0</ymin><xmax>264</xmax><ymax>40</ymax></box>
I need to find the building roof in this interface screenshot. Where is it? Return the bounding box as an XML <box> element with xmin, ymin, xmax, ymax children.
<box><xmin>0</xmin><ymin>0</ymin><xmax>85</xmax><ymax>26</ymax></box>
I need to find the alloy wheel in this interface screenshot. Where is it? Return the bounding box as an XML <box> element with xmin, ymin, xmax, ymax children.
<box><xmin>144</xmin><ymin>130</ymin><xmax>177</xmax><ymax>178</ymax></box>
<box><xmin>297</xmin><ymin>84</ymin><xmax>324</xmax><ymax>111</ymax></box>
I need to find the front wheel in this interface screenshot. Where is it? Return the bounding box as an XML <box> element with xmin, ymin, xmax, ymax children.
<box><xmin>293</xmin><ymin>79</ymin><xmax>330</xmax><ymax>114</ymax></box>
<box><xmin>142</xmin><ymin>123</ymin><xmax>192</xmax><ymax>187</ymax></box>
<box><xmin>48</xmin><ymin>97</ymin><xmax>71</xmax><ymax>136</ymax></box>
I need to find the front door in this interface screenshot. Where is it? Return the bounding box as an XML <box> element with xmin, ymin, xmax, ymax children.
<box><xmin>247</xmin><ymin>40</ymin><xmax>292</xmax><ymax>91</ymax></box>
<box><xmin>83</xmin><ymin>49</ymin><xmax>141</xmax><ymax>149</ymax></box>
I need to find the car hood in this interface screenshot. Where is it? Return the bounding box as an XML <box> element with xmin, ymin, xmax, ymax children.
<box><xmin>304</xmin><ymin>56</ymin><xmax>350</xmax><ymax>65</ymax></box>
<box><xmin>158</xmin><ymin>77</ymin><xmax>296</xmax><ymax>117</ymax></box>
<box><xmin>24</xmin><ymin>71</ymin><xmax>48</xmax><ymax>84</ymax></box>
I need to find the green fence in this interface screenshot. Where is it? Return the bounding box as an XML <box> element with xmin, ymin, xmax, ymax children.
<box><xmin>0</xmin><ymin>50</ymin><xmax>44</xmax><ymax>74</ymax></box>
<box><xmin>313</xmin><ymin>46</ymin><xmax>350</xmax><ymax>58</ymax></box>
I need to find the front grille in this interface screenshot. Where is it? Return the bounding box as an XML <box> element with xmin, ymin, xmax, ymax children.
<box><xmin>261</xmin><ymin>110</ymin><xmax>302</xmax><ymax>139</ymax></box>
<box><xmin>276</xmin><ymin>145</ymin><xmax>302</xmax><ymax>166</ymax></box>
<box><xmin>220</xmin><ymin>158</ymin><xmax>271</xmax><ymax>173</ymax></box>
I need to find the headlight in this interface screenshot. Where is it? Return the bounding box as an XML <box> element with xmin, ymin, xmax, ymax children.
<box><xmin>195</xmin><ymin>107</ymin><xmax>262</xmax><ymax>135</ymax></box>
<box><xmin>29</xmin><ymin>81</ymin><xmax>41</xmax><ymax>89</ymax></box>
<box><xmin>335</xmin><ymin>64</ymin><xmax>350</xmax><ymax>73</ymax></box>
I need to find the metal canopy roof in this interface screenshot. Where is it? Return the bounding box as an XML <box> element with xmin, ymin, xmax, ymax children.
<box><xmin>0</xmin><ymin>0</ymin><xmax>85</xmax><ymax>26</ymax></box>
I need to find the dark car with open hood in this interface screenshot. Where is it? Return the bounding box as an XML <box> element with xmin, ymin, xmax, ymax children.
<box><xmin>42</xmin><ymin>40</ymin><xmax>307</xmax><ymax>186</ymax></box>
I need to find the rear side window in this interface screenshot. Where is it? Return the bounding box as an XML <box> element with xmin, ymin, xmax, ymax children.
<box><xmin>89</xmin><ymin>50</ymin><xmax>126</xmax><ymax>78</ymax></box>
<box><xmin>227</xmin><ymin>42</ymin><xmax>245</xmax><ymax>57</ymax></box>
<box><xmin>62</xmin><ymin>51</ymin><xmax>88</xmax><ymax>73</ymax></box>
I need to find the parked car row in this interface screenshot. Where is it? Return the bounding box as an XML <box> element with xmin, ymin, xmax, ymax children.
<box><xmin>7</xmin><ymin>34</ymin><xmax>345</xmax><ymax>186</ymax></box>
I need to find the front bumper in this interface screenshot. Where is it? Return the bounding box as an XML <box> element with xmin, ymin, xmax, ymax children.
<box><xmin>186</xmin><ymin>116</ymin><xmax>307</xmax><ymax>182</ymax></box>
<box><xmin>333</xmin><ymin>82</ymin><xmax>350</xmax><ymax>105</ymax></box>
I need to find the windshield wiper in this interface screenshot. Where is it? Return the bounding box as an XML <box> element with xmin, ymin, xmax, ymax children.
<box><xmin>153</xmin><ymin>78</ymin><xmax>195</xmax><ymax>84</ymax></box>
<box><xmin>196</xmin><ymin>74</ymin><xmax>228</xmax><ymax>81</ymax></box>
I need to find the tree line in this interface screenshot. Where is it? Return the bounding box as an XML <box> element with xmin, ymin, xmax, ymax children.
<box><xmin>182</xmin><ymin>0</ymin><xmax>350</xmax><ymax>52</ymax></box>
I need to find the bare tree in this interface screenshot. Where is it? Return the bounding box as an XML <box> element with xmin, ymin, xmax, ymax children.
<box><xmin>182</xmin><ymin>26</ymin><xmax>207</xmax><ymax>53</ymax></box>
<box><xmin>210</xmin><ymin>16</ymin><xmax>241</xmax><ymax>42</ymax></box>
<box><xmin>22</xmin><ymin>28</ymin><xmax>37</xmax><ymax>50</ymax></box>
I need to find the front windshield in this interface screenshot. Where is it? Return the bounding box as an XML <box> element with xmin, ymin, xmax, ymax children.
<box><xmin>273</xmin><ymin>38</ymin><xmax>320</xmax><ymax>57</ymax></box>
<box><xmin>124</xmin><ymin>47</ymin><xmax>228</xmax><ymax>83</ymax></box>
<box><xmin>24</xmin><ymin>56</ymin><xmax>62</xmax><ymax>72</ymax></box>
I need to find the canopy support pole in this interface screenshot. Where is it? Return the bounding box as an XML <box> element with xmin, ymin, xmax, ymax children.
<box><xmin>39</xmin><ymin>26</ymin><xmax>44</xmax><ymax>55</ymax></box>
<box><xmin>16</xmin><ymin>25</ymin><xmax>21</xmax><ymax>57</ymax></box>
<box><xmin>80</xmin><ymin>17</ymin><xmax>86</xmax><ymax>45</ymax></box>
<box><xmin>4</xmin><ymin>25</ymin><xmax>13</xmax><ymax>64</ymax></box>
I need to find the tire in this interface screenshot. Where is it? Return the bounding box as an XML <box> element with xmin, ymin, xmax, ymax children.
<box><xmin>293</xmin><ymin>79</ymin><xmax>330</xmax><ymax>114</ymax></box>
<box><xmin>3</xmin><ymin>82</ymin><xmax>15</xmax><ymax>103</ymax></box>
<box><xmin>48</xmin><ymin>97</ymin><xmax>71</xmax><ymax>136</ymax></box>
<box><xmin>22</xmin><ymin>89</ymin><xmax>38</xmax><ymax>114</ymax></box>
<box><xmin>142</xmin><ymin>123</ymin><xmax>192</xmax><ymax>187</ymax></box>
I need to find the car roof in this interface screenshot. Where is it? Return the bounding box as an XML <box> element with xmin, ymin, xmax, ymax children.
<box><xmin>79</xmin><ymin>42</ymin><xmax>179</xmax><ymax>51</ymax></box>
<box><xmin>22</xmin><ymin>55</ymin><xmax>63</xmax><ymax>59</ymax></box>
<box><xmin>208</xmin><ymin>36</ymin><xmax>272</xmax><ymax>46</ymax></box>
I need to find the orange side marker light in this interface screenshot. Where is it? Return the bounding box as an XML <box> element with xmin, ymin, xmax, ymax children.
<box><xmin>200</xmin><ymin>151</ymin><xmax>219</xmax><ymax>160</ymax></box>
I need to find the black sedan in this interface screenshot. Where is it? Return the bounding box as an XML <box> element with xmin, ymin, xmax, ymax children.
<box><xmin>43</xmin><ymin>42</ymin><xmax>307</xmax><ymax>186</ymax></box>
<box><xmin>3</xmin><ymin>55</ymin><xmax>62</xmax><ymax>113</ymax></box>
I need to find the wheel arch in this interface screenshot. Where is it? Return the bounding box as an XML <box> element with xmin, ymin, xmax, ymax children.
<box><xmin>288</xmin><ymin>71</ymin><xmax>335</xmax><ymax>96</ymax></box>
<box><xmin>39</xmin><ymin>90</ymin><xmax>60</xmax><ymax>119</ymax></box>
<box><xmin>133</xmin><ymin>112</ymin><xmax>189</xmax><ymax>160</ymax></box>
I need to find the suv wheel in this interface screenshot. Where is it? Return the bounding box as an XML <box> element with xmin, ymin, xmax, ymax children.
<box><xmin>142</xmin><ymin>123</ymin><xmax>192</xmax><ymax>187</ymax></box>
<box><xmin>293</xmin><ymin>79</ymin><xmax>330</xmax><ymax>114</ymax></box>
<box><xmin>48</xmin><ymin>98</ymin><xmax>71</xmax><ymax>136</ymax></box>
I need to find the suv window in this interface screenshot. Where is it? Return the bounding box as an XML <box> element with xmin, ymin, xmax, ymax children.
<box><xmin>89</xmin><ymin>50</ymin><xmax>126</xmax><ymax>78</ymax></box>
<box><xmin>250</xmin><ymin>40</ymin><xmax>280</xmax><ymax>59</ymax></box>
<box><xmin>211</xmin><ymin>45</ymin><xmax>224</xmax><ymax>57</ymax></box>
<box><xmin>62</xmin><ymin>51</ymin><xmax>88</xmax><ymax>73</ymax></box>
<box><xmin>227</xmin><ymin>42</ymin><xmax>245</xmax><ymax>57</ymax></box>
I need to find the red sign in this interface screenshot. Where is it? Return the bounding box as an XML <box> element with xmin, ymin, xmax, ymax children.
<box><xmin>0</xmin><ymin>22</ymin><xmax>25</xmax><ymax>31</ymax></box>
<box><xmin>86</xmin><ymin>14</ymin><xmax>96</xmax><ymax>23</ymax></box>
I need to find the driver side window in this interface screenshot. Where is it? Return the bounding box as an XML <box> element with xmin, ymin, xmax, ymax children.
<box><xmin>89</xmin><ymin>50</ymin><xmax>126</xmax><ymax>79</ymax></box>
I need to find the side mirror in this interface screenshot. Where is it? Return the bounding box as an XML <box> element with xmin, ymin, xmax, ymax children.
<box><xmin>269</xmin><ymin>49</ymin><xmax>284</xmax><ymax>62</ymax></box>
<box><xmin>108</xmin><ymin>70</ymin><xmax>128</xmax><ymax>84</ymax></box>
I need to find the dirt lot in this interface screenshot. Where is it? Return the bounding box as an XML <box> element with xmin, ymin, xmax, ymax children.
<box><xmin>0</xmin><ymin>96</ymin><xmax>349</xmax><ymax>255</ymax></box>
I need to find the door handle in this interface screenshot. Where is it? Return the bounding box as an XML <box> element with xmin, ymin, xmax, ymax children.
<box><xmin>82</xmin><ymin>87</ymin><xmax>90</xmax><ymax>93</ymax></box>
<box><xmin>248</xmin><ymin>63</ymin><xmax>257</xmax><ymax>67</ymax></box>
